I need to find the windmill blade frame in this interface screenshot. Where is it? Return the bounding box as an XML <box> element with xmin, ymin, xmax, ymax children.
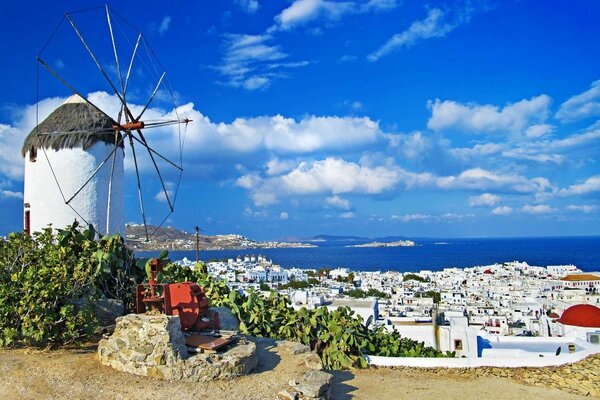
<box><xmin>29</xmin><ymin>4</ymin><xmax>190</xmax><ymax>240</ymax></box>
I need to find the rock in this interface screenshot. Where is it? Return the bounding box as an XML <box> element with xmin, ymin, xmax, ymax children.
<box><xmin>290</xmin><ymin>370</ymin><xmax>332</xmax><ymax>399</ymax></box>
<box><xmin>278</xmin><ymin>390</ymin><xmax>298</xmax><ymax>400</ymax></box>
<box><xmin>277</xmin><ymin>340</ymin><xmax>310</xmax><ymax>355</ymax></box>
<box><xmin>299</xmin><ymin>352</ymin><xmax>323</xmax><ymax>370</ymax></box>
<box><xmin>98</xmin><ymin>313</ymin><xmax>257</xmax><ymax>382</ymax></box>
<box><xmin>210</xmin><ymin>307</ymin><xmax>240</xmax><ymax>331</ymax></box>
<box><xmin>95</xmin><ymin>299</ymin><xmax>124</xmax><ymax>326</ymax></box>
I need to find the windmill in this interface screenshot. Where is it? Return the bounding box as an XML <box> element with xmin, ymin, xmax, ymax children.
<box><xmin>22</xmin><ymin>5</ymin><xmax>190</xmax><ymax>241</ymax></box>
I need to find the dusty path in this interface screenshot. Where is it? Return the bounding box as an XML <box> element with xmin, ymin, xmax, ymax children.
<box><xmin>0</xmin><ymin>342</ymin><xmax>590</xmax><ymax>400</ymax></box>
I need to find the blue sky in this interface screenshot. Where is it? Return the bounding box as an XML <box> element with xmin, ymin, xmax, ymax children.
<box><xmin>1</xmin><ymin>0</ymin><xmax>600</xmax><ymax>239</ymax></box>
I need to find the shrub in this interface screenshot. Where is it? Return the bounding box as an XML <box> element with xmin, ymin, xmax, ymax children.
<box><xmin>0</xmin><ymin>223</ymin><xmax>136</xmax><ymax>347</ymax></box>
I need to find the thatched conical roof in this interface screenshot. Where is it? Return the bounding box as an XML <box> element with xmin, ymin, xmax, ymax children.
<box><xmin>21</xmin><ymin>95</ymin><xmax>123</xmax><ymax>157</ymax></box>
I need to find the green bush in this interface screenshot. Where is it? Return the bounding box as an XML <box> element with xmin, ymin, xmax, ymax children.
<box><xmin>0</xmin><ymin>223</ymin><xmax>136</xmax><ymax>347</ymax></box>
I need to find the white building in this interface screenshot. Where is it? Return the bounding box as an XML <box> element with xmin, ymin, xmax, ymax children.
<box><xmin>22</xmin><ymin>95</ymin><xmax>124</xmax><ymax>236</ymax></box>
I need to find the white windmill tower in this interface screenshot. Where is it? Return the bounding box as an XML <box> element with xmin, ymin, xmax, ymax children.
<box><xmin>22</xmin><ymin>94</ymin><xmax>125</xmax><ymax>235</ymax></box>
<box><xmin>23</xmin><ymin>5</ymin><xmax>189</xmax><ymax>239</ymax></box>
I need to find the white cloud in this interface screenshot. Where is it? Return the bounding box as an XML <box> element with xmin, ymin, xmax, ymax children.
<box><xmin>338</xmin><ymin>54</ymin><xmax>357</xmax><ymax>63</ymax></box>
<box><xmin>361</xmin><ymin>0</ymin><xmax>398</xmax><ymax>12</ymax></box>
<box><xmin>1</xmin><ymin>190</ymin><xmax>23</xmax><ymax>199</ymax></box>
<box><xmin>280</xmin><ymin>158</ymin><xmax>400</xmax><ymax>195</ymax></box>
<box><xmin>182</xmin><ymin>109</ymin><xmax>382</xmax><ymax>157</ymax></box>
<box><xmin>435</xmin><ymin>168</ymin><xmax>553</xmax><ymax>194</ymax></box>
<box><xmin>556</xmin><ymin>79</ymin><xmax>600</xmax><ymax>122</ymax></box>
<box><xmin>236</xmin><ymin>173</ymin><xmax>262</xmax><ymax>189</ymax></box>
<box><xmin>491</xmin><ymin>206</ymin><xmax>513</xmax><ymax>216</ymax></box>
<box><xmin>351</xmin><ymin>101</ymin><xmax>363</xmax><ymax>110</ymax></box>
<box><xmin>265</xmin><ymin>158</ymin><xmax>296</xmax><ymax>176</ymax></box>
<box><xmin>235</xmin><ymin>0</ymin><xmax>260</xmax><ymax>14</ymax></box>
<box><xmin>158</xmin><ymin>16</ymin><xmax>171</xmax><ymax>35</ymax></box>
<box><xmin>521</xmin><ymin>204</ymin><xmax>556</xmax><ymax>214</ymax></box>
<box><xmin>441</xmin><ymin>212</ymin><xmax>475</xmax><ymax>220</ymax></box>
<box><xmin>469</xmin><ymin>193</ymin><xmax>500</xmax><ymax>207</ymax></box>
<box><xmin>325</xmin><ymin>195</ymin><xmax>351</xmax><ymax>210</ymax></box>
<box><xmin>279</xmin><ymin>211</ymin><xmax>289</xmax><ymax>220</ymax></box>
<box><xmin>339</xmin><ymin>211</ymin><xmax>355</xmax><ymax>219</ymax></box>
<box><xmin>427</xmin><ymin>95</ymin><xmax>551</xmax><ymax>136</ymax></box>
<box><xmin>154</xmin><ymin>189</ymin><xmax>175</xmax><ymax>203</ymax></box>
<box><xmin>368</xmin><ymin>8</ymin><xmax>455</xmax><ymax>61</ymax></box>
<box><xmin>270</xmin><ymin>0</ymin><xmax>398</xmax><ymax>32</ymax></box>
<box><xmin>216</xmin><ymin>33</ymin><xmax>306</xmax><ymax>90</ymax></box>
<box><xmin>0</xmin><ymin>97</ymin><xmax>66</xmax><ymax>180</ymax></box>
<box><xmin>272</xmin><ymin>0</ymin><xmax>354</xmax><ymax>31</ymax></box>
<box><xmin>525</xmin><ymin>123</ymin><xmax>554</xmax><ymax>138</ymax></box>
<box><xmin>567</xmin><ymin>204</ymin><xmax>597</xmax><ymax>213</ymax></box>
<box><xmin>559</xmin><ymin>176</ymin><xmax>600</xmax><ymax>196</ymax></box>
<box><xmin>391</xmin><ymin>213</ymin><xmax>433</xmax><ymax>222</ymax></box>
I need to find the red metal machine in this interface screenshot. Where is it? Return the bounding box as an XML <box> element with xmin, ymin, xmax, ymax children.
<box><xmin>135</xmin><ymin>258</ymin><xmax>220</xmax><ymax>331</ymax></box>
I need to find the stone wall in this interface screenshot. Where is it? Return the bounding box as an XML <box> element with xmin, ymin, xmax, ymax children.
<box><xmin>98</xmin><ymin>314</ymin><xmax>257</xmax><ymax>382</ymax></box>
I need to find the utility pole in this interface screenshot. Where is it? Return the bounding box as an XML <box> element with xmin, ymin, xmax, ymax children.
<box><xmin>195</xmin><ymin>226</ymin><xmax>200</xmax><ymax>263</ymax></box>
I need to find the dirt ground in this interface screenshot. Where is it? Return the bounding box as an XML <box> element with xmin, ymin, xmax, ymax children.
<box><xmin>0</xmin><ymin>341</ymin><xmax>588</xmax><ymax>400</ymax></box>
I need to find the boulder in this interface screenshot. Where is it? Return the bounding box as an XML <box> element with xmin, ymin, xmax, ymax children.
<box><xmin>211</xmin><ymin>306</ymin><xmax>240</xmax><ymax>331</ymax></box>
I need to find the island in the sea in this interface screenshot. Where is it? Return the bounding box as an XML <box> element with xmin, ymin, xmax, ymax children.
<box><xmin>346</xmin><ymin>240</ymin><xmax>416</xmax><ymax>248</ymax></box>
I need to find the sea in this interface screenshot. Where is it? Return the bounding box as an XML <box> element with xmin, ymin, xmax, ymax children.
<box><xmin>139</xmin><ymin>236</ymin><xmax>600</xmax><ymax>273</ymax></box>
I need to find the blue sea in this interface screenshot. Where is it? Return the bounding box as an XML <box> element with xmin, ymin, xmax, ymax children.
<box><xmin>139</xmin><ymin>236</ymin><xmax>600</xmax><ymax>273</ymax></box>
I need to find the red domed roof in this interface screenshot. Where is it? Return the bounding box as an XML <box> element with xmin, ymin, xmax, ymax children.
<box><xmin>557</xmin><ymin>304</ymin><xmax>600</xmax><ymax>328</ymax></box>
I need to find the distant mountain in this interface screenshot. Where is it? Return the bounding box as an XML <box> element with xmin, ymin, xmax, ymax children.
<box><xmin>303</xmin><ymin>234</ymin><xmax>412</xmax><ymax>243</ymax></box>
<box><xmin>304</xmin><ymin>234</ymin><xmax>368</xmax><ymax>243</ymax></box>
<box><xmin>125</xmin><ymin>225</ymin><xmax>316</xmax><ymax>251</ymax></box>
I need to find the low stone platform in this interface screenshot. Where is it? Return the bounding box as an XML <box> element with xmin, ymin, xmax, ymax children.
<box><xmin>98</xmin><ymin>313</ymin><xmax>257</xmax><ymax>382</ymax></box>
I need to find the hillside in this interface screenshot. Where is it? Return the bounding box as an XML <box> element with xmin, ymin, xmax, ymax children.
<box><xmin>125</xmin><ymin>224</ymin><xmax>316</xmax><ymax>251</ymax></box>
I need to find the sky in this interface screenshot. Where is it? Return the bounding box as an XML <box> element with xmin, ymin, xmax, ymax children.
<box><xmin>1</xmin><ymin>0</ymin><xmax>600</xmax><ymax>240</ymax></box>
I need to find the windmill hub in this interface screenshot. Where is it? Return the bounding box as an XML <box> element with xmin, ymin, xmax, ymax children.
<box><xmin>114</xmin><ymin>121</ymin><xmax>145</xmax><ymax>132</ymax></box>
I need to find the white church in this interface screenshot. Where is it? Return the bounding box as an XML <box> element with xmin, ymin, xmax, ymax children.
<box><xmin>21</xmin><ymin>95</ymin><xmax>125</xmax><ymax>236</ymax></box>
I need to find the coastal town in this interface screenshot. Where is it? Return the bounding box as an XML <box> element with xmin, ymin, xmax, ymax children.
<box><xmin>176</xmin><ymin>255</ymin><xmax>600</xmax><ymax>365</ymax></box>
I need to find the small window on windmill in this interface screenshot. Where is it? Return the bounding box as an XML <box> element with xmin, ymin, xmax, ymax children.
<box><xmin>29</xmin><ymin>147</ymin><xmax>37</xmax><ymax>162</ymax></box>
<box><xmin>454</xmin><ymin>339</ymin><xmax>463</xmax><ymax>350</ymax></box>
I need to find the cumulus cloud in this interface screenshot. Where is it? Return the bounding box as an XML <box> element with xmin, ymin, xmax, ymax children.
<box><xmin>468</xmin><ymin>193</ymin><xmax>500</xmax><ymax>207</ymax></box>
<box><xmin>435</xmin><ymin>168</ymin><xmax>553</xmax><ymax>194</ymax></box>
<box><xmin>279</xmin><ymin>211</ymin><xmax>289</xmax><ymax>220</ymax></box>
<box><xmin>567</xmin><ymin>204</ymin><xmax>597</xmax><ymax>213</ymax></box>
<box><xmin>491</xmin><ymin>206</ymin><xmax>512</xmax><ymax>216</ymax></box>
<box><xmin>1</xmin><ymin>190</ymin><xmax>23</xmax><ymax>200</ymax></box>
<box><xmin>270</xmin><ymin>0</ymin><xmax>398</xmax><ymax>32</ymax></box>
<box><xmin>325</xmin><ymin>195</ymin><xmax>351</xmax><ymax>210</ymax></box>
<box><xmin>525</xmin><ymin>124</ymin><xmax>554</xmax><ymax>138</ymax></box>
<box><xmin>272</xmin><ymin>0</ymin><xmax>354</xmax><ymax>31</ymax></box>
<box><xmin>181</xmin><ymin>107</ymin><xmax>383</xmax><ymax>158</ymax></box>
<box><xmin>521</xmin><ymin>204</ymin><xmax>556</xmax><ymax>215</ymax></box>
<box><xmin>0</xmin><ymin>96</ymin><xmax>66</xmax><ymax>180</ymax></box>
<box><xmin>237</xmin><ymin>157</ymin><xmax>403</xmax><ymax>205</ymax></box>
<box><xmin>339</xmin><ymin>211</ymin><xmax>355</xmax><ymax>219</ymax></box>
<box><xmin>559</xmin><ymin>176</ymin><xmax>600</xmax><ymax>196</ymax></box>
<box><xmin>236</xmin><ymin>154</ymin><xmax>555</xmax><ymax>206</ymax></box>
<box><xmin>427</xmin><ymin>95</ymin><xmax>551</xmax><ymax>136</ymax></box>
<box><xmin>154</xmin><ymin>189</ymin><xmax>175</xmax><ymax>203</ymax></box>
<box><xmin>556</xmin><ymin>79</ymin><xmax>600</xmax><ymax>122</ymax></box>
